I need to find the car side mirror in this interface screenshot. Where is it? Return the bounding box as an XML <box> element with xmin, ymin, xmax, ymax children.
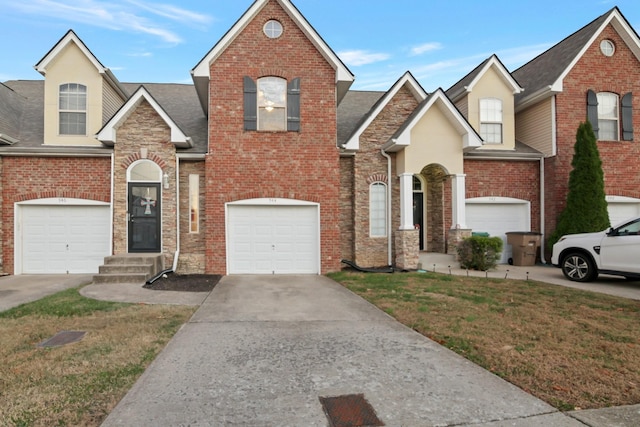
<box><xmin>606</xmin><ymin>227</ymin><xmax>616</xmax><ymax>236</ymax></box>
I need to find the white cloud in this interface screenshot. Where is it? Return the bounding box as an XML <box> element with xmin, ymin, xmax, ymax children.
<box><xmin>1</xmin><ymin>0</ymin><xmax>212</xmax><ymax>44</ymax></box>
<box><xmin>338</xmin><ymin>50</ymin><xmax>390</xmax><ymax>66</ymax></box>
<box><xmin>410</xmin><ymin>42</ymin><xmax>442</xmax><ymax>56</ymax></box>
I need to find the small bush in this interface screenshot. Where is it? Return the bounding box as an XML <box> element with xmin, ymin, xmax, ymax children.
<box><xmin>456</xmin><ymin>236</ymin><xmax>503</xmax><ymax>271</ymax></box>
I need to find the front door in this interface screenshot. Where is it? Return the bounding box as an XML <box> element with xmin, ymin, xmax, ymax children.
<box><xmin>128</xmin><ymin>183</ymin><xmax>161</xmax><ymax>252</ymax></box>
<box><xmin>413</xmin><ymin>193</ymin><xmax>424</xmax><ymax>250</ymax></box>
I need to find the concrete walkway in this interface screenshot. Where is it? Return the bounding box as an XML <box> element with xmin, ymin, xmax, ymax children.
<box><xmin>101</xmin><ymin>275</ymin><xmax>598</xmax><ymax>426</ymax></box>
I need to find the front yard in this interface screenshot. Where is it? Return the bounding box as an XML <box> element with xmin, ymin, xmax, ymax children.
<box><xmin>329</xmin><ymin>270</ymin><xmax>640</xmax><ymax>411</ymax></box>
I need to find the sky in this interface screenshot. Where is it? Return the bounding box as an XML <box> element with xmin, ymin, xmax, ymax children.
<box><xmin>1</xmin><ymin>0</ymin><xmax>639</xmax><ymax>92</ymax></box>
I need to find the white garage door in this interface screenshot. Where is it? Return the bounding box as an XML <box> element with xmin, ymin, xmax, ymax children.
<box><xmin>466</xmin><ymin>198</ymin><xmax>530</xmax><ymax>264</ymax></box>
<box><xmin>227</xmin><ymin>202</ymin><xmax>319</xmax><ymax>274</ymax></box>
<box><xmin>607</xmin><ymin>196</ymin><xmax>640</xmax><ymax>226</ymax></box>
<box><xmin>20</xmin><ymin>204</ymin><xmax>110</xmax><ymax>274</ymax></box>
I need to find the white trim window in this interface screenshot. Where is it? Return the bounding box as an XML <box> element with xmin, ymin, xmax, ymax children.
<box><xmin>479</xmin><ymin>98</ymin><xmax>503</xmax><ymax>144</ymax></box>
<box><xmin>189</xmin><ymin>174</ymin><xmax>199</xmax><ymax>233</ymax></box>
<box><xmin>597</xmin><ymin>92</ymin><xmax>619</xmax><ymax>141</ymax></box>
<box><xmin>59</xmin><ymin>83</ymin><xmax>87</xmax><ymax>135</ymax></box>
<box><xmin>258</xmin><ymin>77</ymin><xmax>287</xmax><ymax>131</ymax></box>
<box><xmin>370</xmin><ymin>182</ymin><xmax>387</xmax><ymax>237</ymax></box>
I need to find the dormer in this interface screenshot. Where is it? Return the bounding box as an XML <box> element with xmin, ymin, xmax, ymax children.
<box><xmin>35</xmin><ymin>30</ymin><xmax>128</xmax><ymax>146</ymax></box>
<box><xmin>447</xmin><ymin>55</ymin><xmax>523</xmax><ymax>150</ymax></box>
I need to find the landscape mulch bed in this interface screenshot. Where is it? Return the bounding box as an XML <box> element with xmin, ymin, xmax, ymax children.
<box><xmin>143</xmin><ymin>274</ymin><xmax>221</xmax><ymax>292</ymax></box>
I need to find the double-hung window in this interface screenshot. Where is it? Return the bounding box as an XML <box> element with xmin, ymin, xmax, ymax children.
<box><xmin>479</xmin><ymin>98</ymin><xmax>503</xmax><ymax>144</ymax></box>
<box><xmin>587</xmin><ymin>89</ymin><xmax>633</xmax><ymax>141</ymax></box>
<box><xmin>243</xmin><ymin>76</ymin><xmax>300</xmax><ymax>131</ymax></box>
<box><xmin>59</xmin><ymin>83</ymin><xmax>87</xmax><ymax>135</ymax></box>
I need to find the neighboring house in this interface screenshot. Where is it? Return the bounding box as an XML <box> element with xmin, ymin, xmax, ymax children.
<box><xmin>0</xmin><ymin>0</ymin><xmax>638</xmax><ymax>276</ymax></box>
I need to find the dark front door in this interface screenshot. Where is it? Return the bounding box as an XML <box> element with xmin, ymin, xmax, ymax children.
<box><xmin>128</xmin><ymin>183</ymin><xmax>161</xmax><ymax>252</ymax></box>
<box><xmin>413</xmin><ymin>193</ymin><xmax>424</xmax><ymax>250</ymax></box>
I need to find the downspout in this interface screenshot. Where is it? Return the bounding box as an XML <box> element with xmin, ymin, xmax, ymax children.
<box><xmin>539</xmin><ymin>156</ymin><xmax>546</xmax><ymax>264</ymax></box>
<box><xmin>172</xmin><ymin>159</ymin><xmax>180</xmax><ymax>271</ymax></box>
<box><xmin>381</xmin><ymin>148</ymin><xmax>393</xmax><ymax>267</ymax></box>
<box><xmin>109</xmin><ymin>152</ymin><xmax>115</xmax><ymax>256</ymax></box>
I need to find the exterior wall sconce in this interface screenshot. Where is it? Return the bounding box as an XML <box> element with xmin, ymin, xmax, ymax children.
<box><xmin>163</xmin><ymin>172</ymin><xmax>169</xmax><ymax>189</ymax></box>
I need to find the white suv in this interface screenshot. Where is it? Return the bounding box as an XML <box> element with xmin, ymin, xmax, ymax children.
<box><xmin>551</xmin><ymin>217</ymin><xmax>640</xmax><ymax>282</ymax></box>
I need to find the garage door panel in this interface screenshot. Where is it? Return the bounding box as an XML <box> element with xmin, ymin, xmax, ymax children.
<box><xmin>21</xmin><ymin>205</ymin><xmax>110</xmax><ymax>274</ymax></box>
<box><xmin>466</xmin><ymin>201</ymin><xmax>529</xmax><ymax>264</ymax></box>
<box><xmin>228</xmin><ymin>204</ymin><xmax>319</xmax><ymax>274</ymax></box>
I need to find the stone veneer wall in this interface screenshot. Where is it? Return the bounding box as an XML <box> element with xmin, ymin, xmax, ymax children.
<box><xmin>394</xmin><ymin>229</ymin><xmax>419</xmax><ymax>270</ymax></box>
<box><xmin>339</xmin><ymin>155</ymin><xmax>355</xmax><ymax>264</ymax></box>
<box><xmin>113</xmin><ymin>100</ymin><xmax>177</xmax><ymax>268</ymax></box>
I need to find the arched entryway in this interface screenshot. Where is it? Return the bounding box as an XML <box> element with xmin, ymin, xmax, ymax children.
<box><xmin>415</xmin><ymin>164</ymin><xmax>450</xmax><ymax>253</ymax></box>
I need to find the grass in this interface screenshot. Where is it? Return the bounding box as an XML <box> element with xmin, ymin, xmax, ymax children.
<box><xmin>328</xmin><ymin>270</ymin><xmax>640</xmax><ymax>411</ymax></box>
<box><xmin>0</xmin><ymin>287</ymin><xmax>196</xmax><ymax>427</ymax></box>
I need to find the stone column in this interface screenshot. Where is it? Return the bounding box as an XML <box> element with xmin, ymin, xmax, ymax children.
<box><xmin>394</xmin><ymin>229</ymin><xmax>419</xmax><ymax>270</ymax></box>
<box><xmin>447</xmin><ymin>227</ymin><xmax>472</xmax><ymax>257</ymax></box>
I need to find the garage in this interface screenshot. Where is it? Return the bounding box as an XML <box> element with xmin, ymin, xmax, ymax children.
<box><xmin>466</xmin><ymin>197</ymin><xmax>531</xmax><ymax>264</ymax></box>
<box><xmin>227</xmin><ymin>200</ymin><xmax>320</xmax><ymax>274</ymax></box>
<box><xmin>18</xmin><ymin>202</ymin><xmax>111</xmax><ymax>274</ymax></box>
<box><xmin>607</xmin><ymin>196</ymin><xmax>640</xmax><ymax>226</ymax></box>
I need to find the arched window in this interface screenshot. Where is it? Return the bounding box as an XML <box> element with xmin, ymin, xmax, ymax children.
<box><xmin>479</xmin><ymin>98</ymin><xmax>503</xmax><ymax>144</ymax></box>
<box><xmin>243</xmin><ymin>76</ymin><xmax>300</xmax><ymax>132</ymax></box>
<box><xmin>127</xmin><ymin>160</ymin><xmax>162</xmax><ymax>182</ymax></box>
<box><xmin>370</xmin><ymin>182</ymin><xmax>387</xmax><ymax>237</ymax></box>
<box><xmin>59</xmin><ymin>83</ymin><xmax>87</xmax><ymax>135</ymax></box>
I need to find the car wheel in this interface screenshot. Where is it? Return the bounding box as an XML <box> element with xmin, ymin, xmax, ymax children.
<box><xmin>561</xmin><ymin>252</ymin><xmax>597</xmax><ymax>282</ymax></box>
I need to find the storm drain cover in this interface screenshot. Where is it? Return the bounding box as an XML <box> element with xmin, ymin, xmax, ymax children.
<box><xmin>37</xmin><ymin>331</ymin><xmax>86</xmax><ymax>348</ymax></box>
<box><xmin>319</xmin><ymin>394</ymin><xmax>384</xmax><ymax>427</ymax></box>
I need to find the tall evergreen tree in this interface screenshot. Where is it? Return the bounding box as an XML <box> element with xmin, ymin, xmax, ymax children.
<box><xmin>550</xmin><ymin>121</ymin><xmax>610</xmax><ymax>246</ymax></box>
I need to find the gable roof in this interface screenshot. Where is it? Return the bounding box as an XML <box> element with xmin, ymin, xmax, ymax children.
<box><xmin>513</xmin><ymin>7</ymin><xmax>640</xmax><ymax>110</ymax></box>
<box><xmin>97</xmin><ymin>86</ymin><xmax>193</xmax><ymax>148</ymax></box>
<box><xmin>383</xmin><ymin>88</ymin><xmax>482</xmax><ymax>153</ymax></box>
<box><xmin>447</xmin><ymin>55</ymin><xmax>523</xmax><ymax>103</ymax></box>
<box><xmin>341</xmin><ymin>71</ymin><xmax>428</xmax><ymax>151</ymax></box>
<box><xmin>35</xmin><ymin>30</ymin><xmax>128</xmax><ymax>100</ymax></box>
<box><xmin>191</xmin><ymin>0</ymin><xmax>354</xmax><ymax>113</ymax></box>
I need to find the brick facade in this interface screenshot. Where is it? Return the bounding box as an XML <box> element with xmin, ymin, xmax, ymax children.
<box><xmin>1</xmin><ymin>156</ymin><xmax>111</xmax><ymax>274</ymax></box>
<box><xmin>548</xmin><ymin>25</ymin><xmax>640</xmax><ymax>246</ymax></box>
<box><xmin>204</xmin><ymin>1</ymin><xmax>341</xmax><ymax>274</ymax></box>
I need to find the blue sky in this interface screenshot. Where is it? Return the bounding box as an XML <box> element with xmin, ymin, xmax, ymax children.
<box><xmin>1</xmin><ymin>0</ymin><xmax>639</xmax><ymax>92</ymax></box>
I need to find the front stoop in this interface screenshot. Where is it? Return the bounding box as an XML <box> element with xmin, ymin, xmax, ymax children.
<box><xmin>93</xmin><ymin>254</ymin><xmax>164</xmax><ymax>285</ymax></box>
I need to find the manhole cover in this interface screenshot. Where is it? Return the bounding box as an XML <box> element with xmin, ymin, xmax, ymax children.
<box><xmin>319</xmin><ymin>393</ymin><xmax>384</xmax><ymax>427</ymax></box>
<box><xmin>37</xmin><ymin>331</ymin><xmax>86</xmax><ymax>348</ymax></box>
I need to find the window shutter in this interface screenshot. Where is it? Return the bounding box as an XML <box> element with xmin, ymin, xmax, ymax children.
<box><xmin>243</xmin><ymin>76</ymin><xmax>257</xmax><ymax>131</ymax></box>
<box><xmin>287</xmin><ymin>78</ymin><xmax>301</xmax><ymax>132</ymax></box>
<box><xmin>622</xmin><ymin>92</ymin><xmax>633</xmax><ymax>141</ymax></box>
<box><xmin>587</xmin><ymin>89</ymin><xmax>599</xmax><ymax>137</ymax></box>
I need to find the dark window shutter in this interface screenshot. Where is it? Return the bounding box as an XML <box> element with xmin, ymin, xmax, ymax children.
<box><xmin>243</xmin><ymin>76</ymin><xmax>257</xmax><ymax>131</ymax></box>
<box><xmin>622</xmin><ymin>92</ymin><xmax>633</xmax><ymax>141</ymax></box>
<box><xmin>587</xmin><ymin>89</ymin><xmax>599</xmax><ymax>138</ymax></box>
<box><xmin>287</xmin><ymin>78</ymin><xmax>301</xmax><ymax>132</ymax></box>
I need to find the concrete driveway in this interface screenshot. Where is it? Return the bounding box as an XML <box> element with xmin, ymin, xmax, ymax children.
<box><xmin>102</xmin><ymin>275</ymin><xmax>585</xmax><ymax>426</ymax></box>
<box><xmin>0</xmin><ymin>274</ymin><xmax>93</xmax><ymax>312</ymax></box>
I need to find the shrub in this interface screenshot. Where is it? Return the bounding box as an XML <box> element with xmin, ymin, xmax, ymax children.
<box><xmin>457</xmin><ymin>236</ymin><xmax>503</xmax><ymax>271</ymax></box>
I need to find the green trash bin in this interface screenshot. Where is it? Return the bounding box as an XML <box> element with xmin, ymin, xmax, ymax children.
<box><xmin>472</xmin><ymin>231</ymin><xmax>490</xmax><ymax>237</ymax></box>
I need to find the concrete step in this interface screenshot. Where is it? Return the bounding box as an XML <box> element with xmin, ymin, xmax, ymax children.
<box><xmin>93</xmin><ymin>254</ymin><xmax>164</xmax><ymax>285</ymax></box>
<box><xmin>93</xmin><ymin>273</ymin><xmax>150</xmax><ymax>285</ymax></box>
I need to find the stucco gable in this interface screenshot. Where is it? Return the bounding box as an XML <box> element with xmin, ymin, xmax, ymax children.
<box><xmin>35</xmin><ymin>29</ymin><xmax>127</xmax><ymax>100</ymax></box>
<box><xmin>514</xmin><ymin>7</ymin><xmax>640</xmax><ymax>110</ymax></box>
<box><xmin>447</xmin><ymin>55</ymin><xmax>522</xmax><ymax>103</ymax></box>
<box><xmin>191</xmin><ymin>0</ymin><xmax>354</xmax><ymax>113</ymax></box>
<box><xmin>341</xmin><ymin>72</ymin><xmax>427</xmax><ymax>151</ymax></box>
<box><xmin>97</xmin><ymin>86</ymin><xmax>192</xmax><ymax>148</ymax></box>
<box><xmin>384</xmin><ymin>88</ymin><xmax>482</xmax><ymax>153</ymax></box>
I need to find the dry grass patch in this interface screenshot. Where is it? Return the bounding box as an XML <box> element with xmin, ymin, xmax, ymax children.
<box><xmin>0</xmin><ymin>287</ymin><xmax>196</xmax><ymax>427</ymax></box>
<box><xmin>329</xmin><ymin>271</ymin><xmax>640</xmax><ymax>411</ymax></box>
